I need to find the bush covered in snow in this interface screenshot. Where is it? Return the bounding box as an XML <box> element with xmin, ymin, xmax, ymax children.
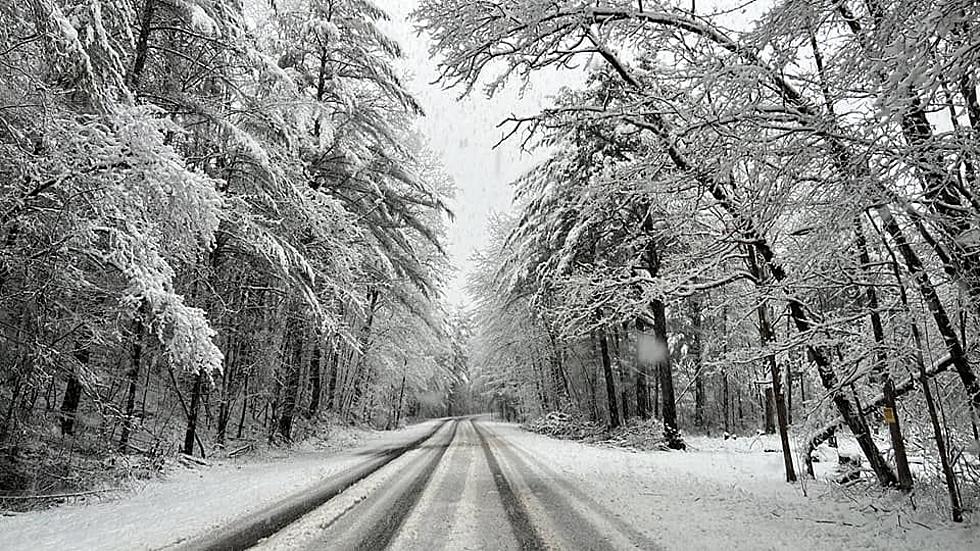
<box><xmin>524</xmin><ymin>411</ymin><xmax>605</xmax><ymax>440</ymax></box>
<box><xmin>525</xmin><ymin>412</ymin><xmax>675</xmax><ymax>452</ymax></box>
<box><xmin>587</xmin><ymin>418</ymin><xmax>670</xmax><ymax>451</ymax></box>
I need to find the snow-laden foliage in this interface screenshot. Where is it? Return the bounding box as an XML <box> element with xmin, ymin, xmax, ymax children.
<box><xmin>437</xmin><ymin>0</ymin><xmax>980</xmax><ymax>515</ymax></box>
<box><xmin>0</xmin><ymin>0</ymin><xmax>454</xmax><ymax>498</ymax></box>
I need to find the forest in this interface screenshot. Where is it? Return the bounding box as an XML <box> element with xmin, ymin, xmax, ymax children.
<box><xmin>1</xmin><ymin>0</ymin><xmax>979</xmax><ymax>529</ymax></box>
<box><xmin>0</xmin><ymin>0</ymin><xmax>468</xmax><ymax>498</ymax></box>
<box><xmin>417</xmin><ymin>0</ymin><xmax>980</xmax><ymax>522</ymax></box>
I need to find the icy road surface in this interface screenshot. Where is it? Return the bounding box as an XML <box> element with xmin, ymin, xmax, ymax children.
<box><xmin>1</xmin><ymin>417</ymin><xmax>977</xmax><ymax>550</ymax></box>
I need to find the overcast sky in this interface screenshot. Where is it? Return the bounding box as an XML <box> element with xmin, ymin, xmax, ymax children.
<box><xmin>379</xmin><ymin>1</ymin><xmax>582</xmax><ymax>306</ymax></box>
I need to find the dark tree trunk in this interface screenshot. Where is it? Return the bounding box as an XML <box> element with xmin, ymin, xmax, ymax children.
<box><xmin>236</xmin><ymin>372</ymin><xmax>249</xmax><ymax>440</ymax></box>
<box><xmin>652</xmin><ymin>365</ymin><xmax>660</xmax><ymax>421</ymax></box>
<box><xmin>597</xmin><ymin>323</ymin><xmax>620</xmax><ymax>430</ymax></box>
<box><xmin>737</xmin><ymin>384</ymin><xmax>744</xmax><ymax>429</ymax></box>
<box><xmin>721</xmin><ymin>305</ymin><xmax>731</xmax><ymax>433</ymax></box>
<box><xmin>748</xmin><ymin>246</ymin><xmax>795</xmax><ymax>481</ymax></box>
<box><xmin>119</xmin><ymin>315</ymin><xmax>144</xmax><ymax>452</ymax></box>
<box><xmin>326</xmin><ymin>344</ymin><xmax>340</xmax><ymax>411</ymax></box>
<box><xmin>583</xmin><ymin>351</ymin><xmax>599</xmax><ymax>422</ymax></box>
<box><xmin>653</xmin><ymin>299</ymin><xmax>684</xmax><ymax>449</ymax></box>
<box><xmin>347</xmin><ymin>289</ymin><xmax>380</xmax><ymax>419</ymax></box>
<box><xmin>635</xmin><ymin>320</ymin><xmax>651</xmax><ymax>420</ymax></box>
<box><xmin>182</xmin><ymin>370</ymin><xmax>204</xmax><ymax>456</ymax></box>
<box><xmin>59</xmin><ymin>375</ymin><xmax>83</xmax><ymax>436</ymax></box>
<box><xmin>690</xmin><ymin>299</ymin><xmax>705</xmax><ymax>429</ymax></box>
<box><xmin>691</xmin><ymin>380</ymin><xmax>705</xmax><ymax>432</ymax></box>
<box><xmin>278</xmin><ymin>329</ymin><xmax>304</xmax><ymax>442</ymax></box>
<box><xmin>392</xmin><ymin>374</ymin><xmax>406</xmax><ymax>429</ymax></box>
<box><xmin>873</xmin><ymin>207</ymin><xmax>980</xmax><ymax>418</ymax></box>
<box><xmin>918</xmin><ymin>359</ymin><xmax>964</xmax><ymax>522</ymax></box>
<box><xmin>785</xmin><ymin>363</ymin><xmax>793</xmax><ymax>426</ymax></box>
<box><xmin>307</xmin><ymin>344</ymin><xmax>322</xmax><ymax>418</ymax></box>
<box><xmin>722</xmin><ymin>371</ymin><xmax>730</xmax><ymax>433</ymax></box>
<box><xmin>855</xmin><ymin>219</ymin><xmax>913</xmax><ymax>490</ymax></box>
<box><xmin>893</xmin><ymin>253</ymin><xmax>964</xmax><ymax>521</ymax></box>
<box><xmin>546</xmin><ymin>329</ymin><xmax>572</xmax><ymax>408</ymax></box>
<box><xmin>763</xmin><ymin>387</ymin><xmax>776</xmax><ymax>434</ymax></box>
<box><xmin>128</xmin><ymin>0</ymin><xmax>157</xmax><ymax>87</ymax></box>
<box><xmin>215</xmin><ymin>336</ymin><xmax>238</xmax><ymax>446</ymax></box>
<box><xmin>613</xmin><ymin>327</ymin><xmax>629</xmax><ymax>421</ymax></box>
<box><xmin>216</xmin><ymin>397</ymin><xmax>231</xmax><ymax>445</ymax></box>
<box><xmin>59</xmin><ymin>344</ymin><xmax>88</xmax><ymax>436</ymax></box>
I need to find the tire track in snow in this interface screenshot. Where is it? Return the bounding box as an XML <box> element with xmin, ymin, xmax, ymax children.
<box><xmin>474</xmin><ymin>421</ymin><xmax>548</xmax><ymax>550</ymax></box>
<box><xmin>475</xmin><ymin>421</ymin><xmax>663</xmax><ymax>550</ymax></box>
<box><xmin>349</xmin><ymin>420</ymin><xmax>459</xmax><ymax>550</ymax></box>
<box><xmin>387</xmin><ymin>418</ymin><xmax>519</xmax><ymax>550</ymax></box>
<box><xmin>254</xmin><ymin>419</ymin><xmax>460</xmax><ymax>551</ymax></box>
<box><xmin>172</xmin><ymin>419</ymin><xmax>451</xmax><ymax>551</ymax></box>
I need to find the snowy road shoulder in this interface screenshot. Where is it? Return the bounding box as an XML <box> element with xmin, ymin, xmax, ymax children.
<box><xmin>0</xmin><ymin>420</ymin><xmax>442</xmax><ymax>551</ymax></box>
<box><xmin>490</xmin><ymin>422</ymin><xmax>979</xmax><ymax>550</ymax></box>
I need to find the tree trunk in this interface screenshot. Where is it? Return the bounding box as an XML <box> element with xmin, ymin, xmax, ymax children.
<box><xmin>307</xmin><ymin>344</ymin><xmax>322</xmax><ymax>418</ymax></box>
<box><xmin>652</xmin><ymin>363</ymin><xmax>660</xmax><ymax>421</ymax></box>
<box><xmin>546</xmin><ymin>329</ymin><xmax>572</xmax><ymax>408</ymax></box>
<box><xmin>892</xmin><ymin>253</ymin><xmax>964</xmax><ymax>521</ymax></box>
<box><xmin>128</xmin><ymin>0</ymin><xmax>157</xmax><ymax>87</ymax></box>
<box><xmin>215</xmin><ymin>335</ymin><xmax>238</xmax><ymax>446</ymax></box>
<box><xmin>614</xmin><ymin>327</ymin><xmax>629</xmax><ymax>421</ymax></box>
<box><xmin>347</xmin><ymin>289</ymin><xmax>380</xmax><ymax>420</ymax></box>
<box><xmin>393</xmin><ymin>373</ymin><xmax>406</xmax><ymax>429</ymax></box>
<box><xmin>918</xmin><ymin>358</ymin><xmax>964</xmax><ymax>522</ymax></box>
<box><xmin>872</xmin><ymin>207</ymin><xmax>980</xmax><ymax>417</ymax></box>
<box><xmin>855</xmin><ymin>219</ymin><xmax>914</xmax><ymax>490</ymax></box>
<box><xmin>748</xmin><ymin>246</ymin><xmax>795</xmax><ymax>481</ymax></box>
<box><xmin>785</xmin><ymin>363</ymin><xmax>793</xmax><ymax>426</ymax></box>
<box><xmin>737</xmin><ymin>384</ymin><xmax>744</xmax><ymax>430</ymax></box>
<box><xmin>635</xmin><ymin>320</ymin><xmax>650</xmax><ymax>420</ymax></box>
<box><xmin>653</xmin><ymin>299</ymin><xmax>684</xmax><ymax>449</ymax></box>
<box><xmin>722</xmin><ymin>306</ymin><xmax>731</xmax><ymax>433</ymax></box>
<box><xmin>763</xmin><ymin>387</ymin><xmax>776</xmax><ymax>434</ymax></box>
<box><xmin>690</xmin><ymin>299</ymin><xmax>705</xmax><ymax>429</ymax></box>
<box><xmin>236</xmin><ymin>371</ymin><xmax>249</xmax><ymax>440</ymax></box>
<box><xmin>119</xmin><ymin>315</ymin><xmax>144</xmax><ymax>452</ymax></box>
<box><xmin>182</xmin><ymin>370</ymin><xmax>204</xmax><ymax>456</ymax></box>
<box><xmin>278</xmin><ymin>328</ymin><xmax>304</xmax><ymax>442</ymax></box>
<box><xmin>597</xmin><ymin>323</ymin><xmax>620</xmax><ymax>430</ymax></box>
<box><xmin>326</xmin><ymin>343</ymin><xmax>340</xmax><ymax>411</ymax></box>
<box><xmin>722</xmin><ymin>371</ymin><xmax>730</xmax><ymax>433</ymax></box>
<box><xmin>59</xmin><ymin>344</ymin><xmax>88</xmax><ymax>436</ymax></box>
<box><xmin>59</xmin><ymin>375</ymin><xmax>83</xmax><ymax>436</ymax></box>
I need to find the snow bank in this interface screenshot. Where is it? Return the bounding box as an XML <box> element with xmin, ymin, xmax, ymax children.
<box><xmin>489</xmin><ymin>421</ymin><xmax>979</xmax><ymax>550</ymax></box>
<box><xmin>0</xmin><ymin>420</ymin><xmax>440</xmax><ymax>551</ymax></box>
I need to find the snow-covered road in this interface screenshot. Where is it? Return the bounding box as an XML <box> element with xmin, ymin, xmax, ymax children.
<box><xmin>1</xmin><ymin>418</ymin><xmax>976</xmax><ymax>550</ymax></box>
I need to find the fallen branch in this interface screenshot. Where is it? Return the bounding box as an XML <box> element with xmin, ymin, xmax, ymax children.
<box><xmin>0</xmin><ymin>488</ymin><xmax>120</xmax><ymax>500</ymax></box>
<box><xmin>228</xmin><ymin>443</ymin><xmax>254</xmax><ymax>458</ymax></box>
<box><xmin>794</xmin><ymin>516</ymin><xmax>858</xmax><ymax>527</ymax></box>
<box><xmin>805</xmin><ymin>354</ymin><xmax>954</xmax><ymax>456</ymax></box>
<box><xmin>178</xmin><ymin>453</ymin><xmax>210</xmax><ymax>467</ymax></box>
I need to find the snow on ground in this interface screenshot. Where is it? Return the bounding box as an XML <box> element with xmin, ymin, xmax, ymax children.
<box><xmin>0</xmin><ymin>420</ymin><xmax>440</xmax><ymax>551</ymax></box>
<box><xmin>492</xmin><ymin>422</ymin><xmax>980</xmax><ymax>550</ymax></box>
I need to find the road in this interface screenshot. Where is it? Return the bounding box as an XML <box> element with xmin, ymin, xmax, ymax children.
<box><xmin>182</xmin><ymin>417</ymin><xmax>658</xmax><ymax>550</ymax></box>
<box><xmin>1</xmin><ymin>417</ymin><xmax>976</xmax><ymax>550</ymax></box>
